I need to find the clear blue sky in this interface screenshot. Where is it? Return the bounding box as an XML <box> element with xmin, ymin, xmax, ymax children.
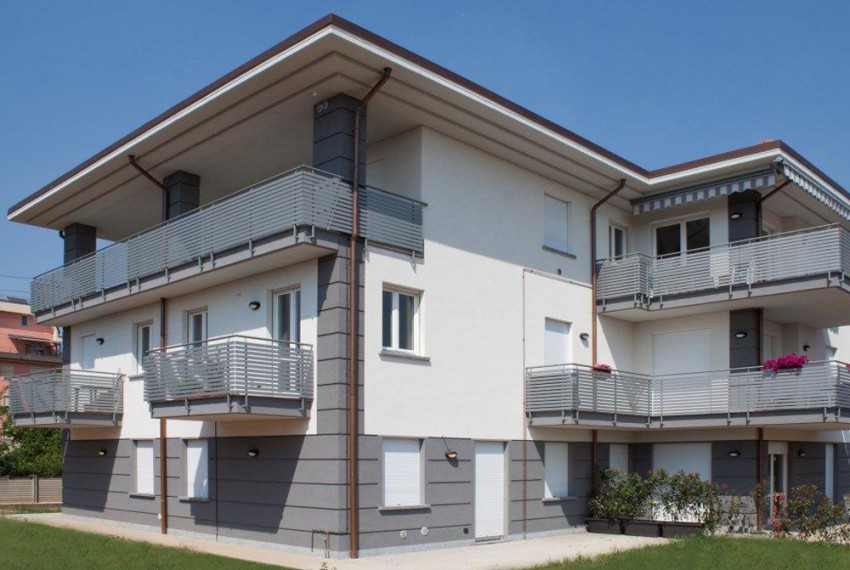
<box><xmin>1</xmin><ymin>1</ymin><xmax>848</xmax><ymax>298</ymax></box>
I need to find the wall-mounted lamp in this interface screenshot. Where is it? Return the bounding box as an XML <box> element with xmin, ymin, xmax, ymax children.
<box><xmin>727</xmin><ymin>450</ymin><xmax>741</xmax><ymax>458</ymax></box>
<box><xmin>97</xmin><ymin>449</ymin><xmax>108</xmax><ymax>457</ymax></box>
<box><xmin>798</xmin><ymin>449</ymin><xmax>807</xmax><ymax>458</ymax></box>
<box><xmin>730</xmin><ymin>212</ymin><xmax>743</xmax><ymax>220</ymax></box>
<box><xmin>95</xmin><ymin>337</ymin><xmax>105</xmax><ymax>345</ymax></box>
<box><xmin>445</xmin><ymin>450</ymin><xmax>458</xmax><ymax>461</ymax></box>
<box><xmin>803</xmin><ymin>344</ymin><xmax>811</xmax><ymax>352</ymax></box>
<box><xmin>734</xmin><ymin>331</ymin><xmax>748</xmax><ymax>339</ymax></box>
<box><xmin>247</xmin><ymin>448</ymin><xmax>260</xmax><ymax>458</ymax></box>
<box><xmin>248</xmin><ymin>301</ymin><xmax>261</xmax><ymax>311</ymax></box>
<box><xmin>579</xmin><ymin>333</ymin><xmax>590</xmax><ymax>342</ymax></box>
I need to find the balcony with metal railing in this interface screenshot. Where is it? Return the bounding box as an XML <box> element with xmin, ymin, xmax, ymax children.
<box><xmin>143</xmin><ymin>335</ymin><xmax>313</xmax><ymax>419</ymax></box>
<box><xmin>596</xmin><ymin>225</ymin><xmax>850</xmax><ymax>322</ymax></box>
<box><xmin>31</xmin><ymin>166</ymin><xmax>424</xmax><ymax>323</ymax></box>
<box><xmin>9</xmin><ymin>369</ymin><xmax>123</xmax><ymax>428</ymax></box>
<box><xmin>525</xmin><ymin>361</ymin><xmax>850</xmax><ymax>429</ymax></box>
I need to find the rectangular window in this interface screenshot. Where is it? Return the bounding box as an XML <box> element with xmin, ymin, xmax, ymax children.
<box><xmin>544</xmin><ymin>318</ymin><xmax>571</xmax><ymax>366</ymax></box>
<box><xmin>544</xmin><ymin>442</ymin><xmax>569</xmax><ymax>498</ymax></box>
<box><xmin>135</xmin><ymin>323</ymin><xmax>152</xmax><ymax>374</ymax></box>
<box><xmin>21</xmin><ymin>315</ymin><xmax>28</xmax><ymax>327</ymax></box>
<box><xmin>134</xmin><ymin>441</ymin><xmax>155</xmax><ymax>495</ymax></box>
<box><xmin>382</xmin><ymin>439</ymin><xmax>422</xmax><ymax>507</ymax></box>
<box><xmin>81</xmin><ymin>334</ymin><xmax>96</xmax><ymax>370</ymax></box>
<box><xmin>187</xmin><ymin>310</ymin><xmax>207</xmax><ymax>345</ymax></box>
<box><xmin>1</xmin><ymin>364</ymin><xmax>13</xmax><ymax>379</ymax></box>
<box><xmin>185</xmin><ymin>440</ymin><xmax>209</xmax><ymax>499</ymax></box>
<box><xmin>382</xmin><ymin>289</ymin><xmax>420</xmax><ymax>353</ymax></box>
<box><xmin>655</xmin><ymin>217</ymin><xmax>710</xmax><ymax>257</ymax></box>
<box><xmin>273</xmin><ymin>289</ymin><xmax>301</xmax><ymax>343</ymax></box>
<box><xmin>608</xmin><ymin>225</ymin><xmax>628</xmax><ymax>258</ymax></box>
<box><xmin>544</xmin><ymin>195</ymin><xmax>570</xmax><ymax>252</ymax></box>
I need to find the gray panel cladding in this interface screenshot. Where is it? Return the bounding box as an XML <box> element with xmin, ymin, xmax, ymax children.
<box><xmin>729</xmin><ymin>309</ymin><xmax>761</xmax><ymax>369</ymax></box>
<box><xmin>727</xmin><ymin>190</ymin><xmax>761</xmax><ymax>242</ymax></box>
<box><xmin>789</xmin><ymin>442</ymin><xmax>827</xmax><ymax>493</ymax></box>
<box><xmin>836</xmin><ymin>442</ymin><xmax>850</xmax><ymax>501</ymax></box>
<box><xmin>62</xmin><ymin>222</ymin><xmax>96</xmax><ymax>264</ymax></box>
<box><xmin>313</xmin><ymin>93</ymin><xmax>366</xmax><ymax>185</ymax></box>
<box><xmin>712</xmin><ymin>440</ymin><xmax>758</xmax><ymax>494</ymax></box>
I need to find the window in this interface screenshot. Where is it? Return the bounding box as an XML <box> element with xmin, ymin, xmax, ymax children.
<box><xmin>134</xmin><ymin>441</ymin><xmax>155</xmax><ymax>495</ymax></box>
<box><xmin>382</xmin><ymin>439</ymin><xmax>422</xmax><ymax>507</ymax></box>
<box><xmin>135</xmin><ymin>323</ymin><xmax>152</xmax><ymax>374</ymax></box>
<box><xmin>273</xmin><ymin>289</ymin><xmax>301</xmax><ymax>343</ymax></box>
<box><xmin>544</xmin><ymin>442</ymin><xmax>569</xmax><ymax>498</ymax></box>
<box><xmin>81</xmin><ymin>334</ymin><xmax>97</xmax><ymax>370</ymax></box>
<box><xmin>382</xmin><ymin>289</ymin><xmax>420</xmax><ymax>353</ymax></box>
<box><xmin>608</xmin><ymin>225</ymin><xmax>628</xmax><ymax>258</ymax></box>
<box><xmin>185</xmin><ymin>440</ymin><xmax>209</xmax><ymax>499</ymax></box>
<box><xmin>187</xmin><ymin>310</ymin><xmax>207</xmax><ymax>345</ymax></box>
<box><xmin>655</xmin><ymin>217</ymin><xmax>710</xmax><ymax>257</ymax></box>
<box><xmin>1</xmin><ymin>364</ymin><xmax>14</xmax><ymax>379</ymax></box>
<box><xmin>544</xmin><ymin>318</ymin><xmax>571</xmax><ymax>366</ymax></box>
<box><xmin>544</xmin><ymin>195</ymin><xmax>570</xmax><ymax>252</ymax></box>
<box><xmin>20</xmin><ymin>315</ymin><xmax>28</xmax><ymax>327</ymax></box>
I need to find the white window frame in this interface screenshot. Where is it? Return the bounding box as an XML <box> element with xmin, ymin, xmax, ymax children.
<box><xmin>381</xmin><ymin>438</ymin><xmax>423</xmax><ymax>507</ymax></box>
<box><xmin>544</xmin><ymin>442</ymin><xmax>569</xmax><ymax>499</ymax></box>
<box><xmin>382</xmin><ymin>287</ymin><xmax>421</xmax><ymax>354</ymax></box>
<box><xmin>133</xmin><ymin>440</ymin><xmax>155</xmax><ymax>496</ymax></box>
<box><xmin>651</xmin><ymin>213</ymin><xmax>710</xmax><ymax>257</ymax></box>
<box><xmin>186</xmin><ymin>309</ymin><xmax>208</xmax><ymax>344</ymax></box>
<box><xmin>272</xmin><ymin>287</ymin><xmax>301</xmax><ymax>344</ymax></box>
<box><xmin>184</xmin><ymin>439</ymin><xmax>209</xmax><ymax>500</ymax></box>
<box><xmin>135</xmin><ymin>322</ymin><xmax>153</xmax><ymax>374</ymax></box>
<box><xmin>608</xmin><ymin>224</ymin><xmax>628</xmax><ymax>258</ymax></box>
<box><xmin>543</xmin><ymin>194</ymin><xmax>570</xmax><ymax>253</ymax></box>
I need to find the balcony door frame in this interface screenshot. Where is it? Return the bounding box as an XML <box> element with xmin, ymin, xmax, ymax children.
<box><xmin>651</xmin><ymin>212</ymin><xmax>711</xmax><ymax>260</ymax></box>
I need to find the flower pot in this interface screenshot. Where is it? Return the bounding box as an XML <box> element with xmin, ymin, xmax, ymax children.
<box><xmin>623</xmin><ymin>519</ymin><xmax>662</xmax><ymax>537</ymax></box>
<box><xmin>585</xmin><ymin>517</ymin><xmax>623</xmax><ymax>535</ymax></box>
<box><xmin>660</xmin><ymin>521</ymin><xmax>702</xmax><ymax>538</ymax></box>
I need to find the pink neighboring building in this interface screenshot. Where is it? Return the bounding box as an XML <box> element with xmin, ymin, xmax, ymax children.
<box><xmin>0</xmin><ymin>297</ymin><xmax>61</xmax><ymax>405</ymax></box>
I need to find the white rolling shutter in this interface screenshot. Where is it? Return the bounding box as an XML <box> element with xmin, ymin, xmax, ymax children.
<box><xmin>186</xmin><ymin>440</ymin><xmax>209</xmax><ymax>499</ymax></box>
<box><xmin>609</xmin><ymin>443</ymin><xmax>629</xmax><ymax>473</ymax></box>
<box><xmin>544</xmin><ymin>319</ymin><xmax>571</xmax><ymax>365</ymax></box>
<box><xmin>475</xmin><ymin>441</ymin><xmax>506</xmax><ymax>539</ymax></box>
<box><xmin>652</xmin><ymin>329</ymin><xmax>712</xmax><ymax>375</ymax></box>
<box><xmin>135</xmin><ymin>441</ymin><xmax>154</xmax><ymax>495</ymax></box>
<box><xmin>544</xmin><ymin>442</ymin><xmax>569</xmax><ymax>498</ymax></box>
<box><xmin>653</xmin><ymin>443</ymin><xmax>711</xmax><ymax>480</ymax></box>
<box><xmin>544</xmin><ymin>196</ymin><xmax>569</xmax><ymax>251</ymax></box>
<box><xmin>382</xmin><ymin>439</ymin><xmax>421</xmax><ymax>507</ymax></box>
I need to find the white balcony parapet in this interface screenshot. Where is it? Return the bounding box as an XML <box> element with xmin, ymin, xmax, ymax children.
<box><xmin>596</xmin><ymin>224</ymin><xmax>850</xmax><ymax>307</ymax></box>
<box><xmin>525</xmin><ymin>360</ymin><xmax>850</xmax><ymax>428</ymax></box>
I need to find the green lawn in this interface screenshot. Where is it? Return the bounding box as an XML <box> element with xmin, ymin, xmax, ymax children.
<box><xmin>533</xmin><ymin>535</ymin><xmax>850</xmax><ymax>570</ymax></box>
<box><xmin>0</xmin><ymin>518</ymin><xmax>284</xmax><ymax>569</ymax></box>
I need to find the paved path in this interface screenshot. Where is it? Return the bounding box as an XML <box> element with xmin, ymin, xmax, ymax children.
<box><xmin>7</xmin><ymin>513</ymin><xmax>666</xmax><ymax>569</ymax></box>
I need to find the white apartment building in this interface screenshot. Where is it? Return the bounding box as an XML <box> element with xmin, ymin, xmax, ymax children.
<box><xmin>7</xmin><ymin>15</ymin><xmax>850</xmax><ymax>558</ymax></box>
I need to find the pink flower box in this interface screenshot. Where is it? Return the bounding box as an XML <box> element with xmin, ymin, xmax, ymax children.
<box><xmin>763</xmin><ymin>353</ymin><xmax>809</xmax><ymax>374</ymax></box>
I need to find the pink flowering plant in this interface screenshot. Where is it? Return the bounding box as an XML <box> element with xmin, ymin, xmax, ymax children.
<box><xmin>591</xmin><ymin>363</ymin><xmax>613</xmax><ymax>373</ymax></box>
<box><xmin>763</xmin><ymin>353</ymin><xmax>809</xmax><ymax>374</ymax></box>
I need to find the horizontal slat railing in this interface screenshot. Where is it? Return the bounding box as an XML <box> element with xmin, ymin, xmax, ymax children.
<box><xmin>143</xmin><ymin>335</ymin><xmax>313</xmax><ymax>405</ymax></box>
<box><xmin>31</xmin><ymin>168</ymin><xmax>425</xmax><ymax>314</ymax></box>
<box><xmin>596</xmin><ymin>225</ymin><xmax>850</xmax><ymax>304</ymax></box>
<box><xmin>526</xmin><ymin>361</ymin><xmax>850</xmax><ymax>423</ymax></box>
<box><xmin>9</xmin><ymin>369</ymin><xmax>123</xmax><ymax>418</ymax></box>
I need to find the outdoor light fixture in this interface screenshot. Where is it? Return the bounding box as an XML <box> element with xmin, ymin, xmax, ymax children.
<box><xmin>727</xmin><ymin>450</ymin><xmax>741</xmax><ymax>458</ymax></box>
<box><xmin>97</xmin><ymin>449</ymin><xmax>107</xmax><ymax>457</ymax></box>
<box><xmin>95</xmin><ymin>337</ymin><xmax>105</xmax><ymax>345</ymax></box>
<box><xmin>247</xmin><ymin>448</ymin><xmax>260</xmax><ymax>458</ymax></box>
<box><xmin>730</xmin><ymin>212</ymin><xmax>743</xmax><ymax>220</ymax></box>
<box><xmin>734</xmin><ymin>331</ymin><xmax>748</xmax><ymax>339</ymax></box>
<box><xmin>803</xmin><ymin>344</ymin><xmax>811</xmax><ymax>352</ymax></box>
<box><xmin>579</xmin><ymin>333</ymin><xmax>590</xmax><ymax>341</ymax></box>
<box><xmin>248</xmin><ymin>301</ymin><xmax>261</xmax><ymax>311</ymax></box>
<box><xmin>798</xmin><ymin>449</ymin><xmax>807</xmax><ymax>458</ymax></box>
<box><xmin>445</xmin><ymin>450</ymin><xmax>458</xmax><ymax>461</ymax></box>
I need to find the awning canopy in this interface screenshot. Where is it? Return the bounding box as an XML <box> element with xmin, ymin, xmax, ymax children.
<box><xmin>779</xmin><ymin>160</ymin><xmax>850</xmax><ymax>222</ymax></box>
<box><xmin>631</xmin><ymin>169</ymin><xmax>776</xmax><ymax>215</ymax></box>
<box><xmin>8</xmin><ymin>334</ymin><xmax>58</xmax><ymax>344</ymax></box>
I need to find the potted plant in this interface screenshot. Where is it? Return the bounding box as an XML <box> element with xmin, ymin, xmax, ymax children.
<box><xmin>618</xmin><ymin>471</ymin><xmax>659</xmax><ymax>537</ymax></box>
<box><xmin>591</xmin><ymin>363</ymin><xmax>613</xmax><ymax>375</ymax></box>
<box><xmin>586</xmin><ymin>468</ymin><xmax>624</xmax><ymax>534</ymax></box>
<box><xmin>763</xmin><ymin>353</ymin><xmax>809</xmax><ymax>376</ymax></box>
<box><xmin>656</xmin><ymin>471</ymin><xmax>718</xmax><ymax>537</ymax></box>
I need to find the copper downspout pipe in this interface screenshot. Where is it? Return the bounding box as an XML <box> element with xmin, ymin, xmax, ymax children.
<box><xmin>158</xmin><ymin>297</ymin><xmax>168</xmax><ymax>534</ymax></box>
<box><xmin>128</xmin><ymin>155</ymin><xmax>168</xmax><ymax>222</ymax></box>
<box><xmin>348</xmin><ymin>67</ymin><xmax>392</xmax><ymax>559</ymax></box>
<box><xmin>590</xmin><ymin>179</ymin><xmax>626</xmax><ymax>366</ymax></box>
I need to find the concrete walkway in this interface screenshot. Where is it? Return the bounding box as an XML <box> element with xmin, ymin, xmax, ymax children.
<box><xmin>6</xmin><ymin>513</ymin><xmax>666</xmax><ymax>570</ymax></box>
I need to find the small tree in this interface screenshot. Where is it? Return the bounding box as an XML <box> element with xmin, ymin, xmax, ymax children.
<box><xmin>0</xmin><ymin>405</ymin><xmax>63</xmax><ymax>477</ymax></box>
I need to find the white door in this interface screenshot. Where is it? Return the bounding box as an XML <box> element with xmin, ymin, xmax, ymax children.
<box><xmin>544</xmin><ymin>319</ymin><xmax>570</xmax><ymax>366</ymax></box>
<box><xmin>81</xmin><ymin>335</ymin><xmax>97</xmax><ymax>370</ymax></box>
<box><xmin>474</xmin><ymin>442</ymin><xmax>505</xmax><ymax>540</ymax></box>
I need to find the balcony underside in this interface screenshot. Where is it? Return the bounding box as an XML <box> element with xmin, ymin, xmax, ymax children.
<box><xmin>598</xmin><ymin>274</ymin><xmax>850</xmax><ymax>326</ymax></box>
<box><xmin>528</xmin><ymin>407</ymin><xmax>850</xmax><ymax>430</ymax></box>
<box><xmin>36</xmin><ymin>227</ymin><xmax>338</xmax><ymax>326</ymax></box>
<box><xmin>148</xmin><ymin>395</ymin><xmax>310</xmax><ymax>421</ymax></box>
<box><xmin>11</xmin><ymin>411</ymin><xmax>121</xmax><ymax>429</ymax></box>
